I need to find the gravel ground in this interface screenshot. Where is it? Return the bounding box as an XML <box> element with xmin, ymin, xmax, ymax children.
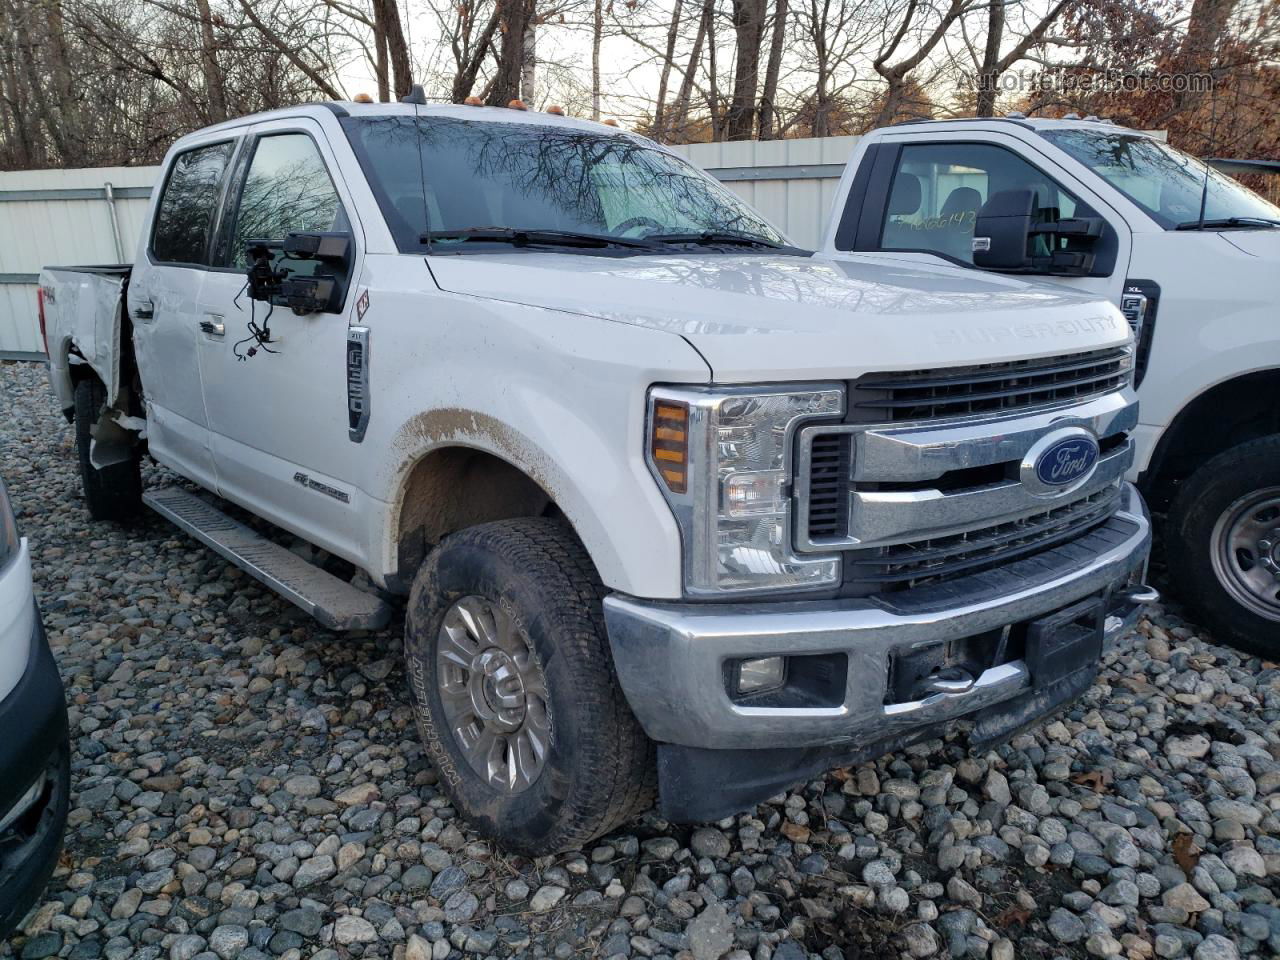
<box><xmin>1</xmin><ymin>358</ymin><xmax>1278</xmax><ymax>960</ymax></box>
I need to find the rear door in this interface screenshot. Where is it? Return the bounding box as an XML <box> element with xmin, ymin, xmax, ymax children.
<box><xmin>193</xmin><ymin>117</ymin><xmax>367</xmax><ymax>559</ymax></box>
<box><xmin>828</xmin><ymin>130</ymin><xmax>1132</xmax><ymax>304</ymax></box>
<box><xmin>130</xmin><ymin>135</ymin><xmax>241</xmax><ymax>490</ymax></box>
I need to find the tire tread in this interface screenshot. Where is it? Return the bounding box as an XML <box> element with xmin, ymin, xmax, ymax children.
<box><xmin>405</xmin><ymin>517</ymin><xmax>655</xmax><ymax>853</ymax></box>
<box><xmin>73</xmin><ymin>377</ymin><xmax>142</xmax><ymax>522</ymax></box>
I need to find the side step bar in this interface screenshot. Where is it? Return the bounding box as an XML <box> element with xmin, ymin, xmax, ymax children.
<box><xmin>143</xmin><ymin>486</ymin><xmax>392</xmax><ymax>631</ymax></box>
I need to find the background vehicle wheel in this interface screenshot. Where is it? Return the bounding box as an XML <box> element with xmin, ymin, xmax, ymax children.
<box><xmin>403</xmin><ymin>517</ymin><xmax>656</xmax><ymax>855</ymax></box>
<box><xmin>73</xmin><ymin>377</ymin><xmax>142</xmax><ymax>521</ymax></box>
<box><xmin>1166</xmin><ymin>435</ymin><xmax>1280</xmax><ymax>657</ymax></box>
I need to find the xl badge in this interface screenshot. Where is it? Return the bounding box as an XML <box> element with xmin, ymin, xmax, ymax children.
<box><xmin>1021</xmin><ymin>429</ymin><xmax>1100</xmax><ymax>497</ymax></box>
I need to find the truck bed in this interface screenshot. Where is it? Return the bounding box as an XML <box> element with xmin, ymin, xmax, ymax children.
<box><xmin>39</xmin><ymin>265</ymin><xmax>133</xmax><ymax>413</ymax></box>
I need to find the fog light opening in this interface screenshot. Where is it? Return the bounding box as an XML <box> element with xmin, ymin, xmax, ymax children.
<box><xmin>735</xmin><ymin>656</ymin><xmax>787</xmax><ymax>696</ymax></box>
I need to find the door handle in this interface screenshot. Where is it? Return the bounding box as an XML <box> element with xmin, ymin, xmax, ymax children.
<box><xmin>199</xmin><ymin>318</ymin><xmax>225</xmax><ymax>338</ymax></box>
<box><xmin>133</xmin><ymin>301</ymin><xmax>154</xmax><ymax>322</ymax></box>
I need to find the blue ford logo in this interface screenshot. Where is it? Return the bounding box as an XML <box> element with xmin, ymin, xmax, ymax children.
<box><xmin>1035</xmin><ymin>436</ymin><xmax>1099</xmax><ymax>487</ymax></box>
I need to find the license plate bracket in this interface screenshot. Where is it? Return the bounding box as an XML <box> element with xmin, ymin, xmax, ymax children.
<box><xmin>1025</xmin><ymin>595</ymin><xmax>1104</xmax><ymax>687</ymax></box>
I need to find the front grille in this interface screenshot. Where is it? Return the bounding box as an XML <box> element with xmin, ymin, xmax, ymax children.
<box><xmin>850</xmin><ymin>346</ymin><xmax>1132</xmax><ymax>423</ymax></box>
<box><xmin>842</xmin><ymin>485</ymin><xmax>1123</xmax><ymax>590</ymax></box>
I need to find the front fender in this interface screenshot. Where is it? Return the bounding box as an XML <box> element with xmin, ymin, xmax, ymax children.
<box><xmin>358</xmin><ymin>276</ymin><xmax>711</xmax><ymax>600</ymax></box>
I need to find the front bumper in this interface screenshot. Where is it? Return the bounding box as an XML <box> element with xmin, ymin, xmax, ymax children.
<box><xmin>0</xmin><ymin>608</ymin><xmax>70</xmax><ymax>941</ymax></box>
<box><xmin>605</xmin><ymin>483</ymin><xmax>1152</xmax><ymax>819</ymax></box>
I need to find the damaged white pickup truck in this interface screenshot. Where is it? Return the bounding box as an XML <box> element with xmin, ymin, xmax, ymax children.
<box><xmin>40</xmin><ymin>97</ymin><xmax>1155</xmax><ymax>853</ymax></box>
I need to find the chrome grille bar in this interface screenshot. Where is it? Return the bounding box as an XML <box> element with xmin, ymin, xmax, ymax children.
<box><xmin>844</xmin><ymin>487</ymin><xmax>1123</xmax><ymax>585</ymax></box>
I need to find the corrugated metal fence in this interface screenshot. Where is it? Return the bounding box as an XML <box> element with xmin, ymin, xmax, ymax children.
<box><xmin>667</xmin><ymin>136</ymin><xmax>858</xmax><ymax>250</ymax></box>
<box><xmin>0</xmin><ymin>166</ymin><xmax>158</xmax><ymax>357</ymax></box>
<box><xmin>0</xmin><ymin>138</ymin><xmax>857</xmax><ymax>356</ymax></box>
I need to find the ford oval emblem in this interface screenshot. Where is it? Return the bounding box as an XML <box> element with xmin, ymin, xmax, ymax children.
<box><xmin>1035</xmin><ymin>436</ymin><xmax>1099</xmax><ymax>488</ymax></box>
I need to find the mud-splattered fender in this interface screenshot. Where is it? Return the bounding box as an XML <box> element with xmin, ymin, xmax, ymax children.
<box><xmin>355</xmin><ymin>283</ymin><xmax>712</xmax><ymax>601</ymax></box>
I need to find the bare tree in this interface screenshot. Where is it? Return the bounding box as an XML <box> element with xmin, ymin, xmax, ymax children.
<box><xmin>756</xmin><ymin>0</ymin><xmax>788</xmax><ymax>137</ymax></box>
<box><xmin>193</xmin><ymin>0</ymin><xmax>227</xmax><ymax>121</ymax></box>
<box><xmin>373</xmin><ymin>0</ymin><xmax>413</xmax><ymax>99</ymax></box>
<box><xmin>967</xmin><ymin>0</ymin><xmax>1076</xmax><ymax>115</ymax></box>
<box><xmin>725</xmin><ymin>0</ymin><xmax>766</xmax><ymax>138</ymax></box>
<box><xmin>871</xmin><ymin>0</ymin><xmax>978</xmax><ymax>127</ymax></box>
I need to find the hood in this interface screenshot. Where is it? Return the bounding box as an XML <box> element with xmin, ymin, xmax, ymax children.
<box><xmin>1221</xmin><ymin>229</ymin><xmax>1280</xmax><ymax>259</ymax></box>
<box><xmin>427</xmin><ymin>251</ymin><xmax>1130</xmax><ymax>382</ymax></box>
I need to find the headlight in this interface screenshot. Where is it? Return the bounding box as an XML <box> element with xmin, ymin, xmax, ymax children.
<box><xmin>647</xmin><ymin>384</ymin><xmax>844</xmax><ymax>596</ymax></box>
<box><xmin>0</xmin><ymin>479</ymin><xmax>17</xmax><ymax>568</ymax></box>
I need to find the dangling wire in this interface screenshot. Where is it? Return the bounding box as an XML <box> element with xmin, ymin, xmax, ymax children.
<box><xmin>232</xmin><ymin>276</ymin><xmax>279</xmax><ymax>361</ymax></box>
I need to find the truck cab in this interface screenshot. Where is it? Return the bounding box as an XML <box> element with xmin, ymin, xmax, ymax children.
<box><xmin>42</xmin><ymin>101</ymin><xmax>1154</xmax><ymax>853</ymax></box>
<box><xmin>821</xmin><ymin>117</ymin><xmax>1280</xmax><ymax>652</ymax></box>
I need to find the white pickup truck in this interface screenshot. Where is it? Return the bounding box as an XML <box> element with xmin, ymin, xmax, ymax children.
<box><xmin>39</xmin><ymin>98</ymin><xmax>1154</xmax><ymax>853</ymax></box>
<box><xmin>821</xmin><ymin>116</ymin><xmax>1280</xmax><ymax>654</ymax></box>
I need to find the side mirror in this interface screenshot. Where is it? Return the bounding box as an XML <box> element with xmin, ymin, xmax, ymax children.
<box><xmin>972</xmin><ymin>189</ymin><xmax>1037</xmax><ymax>272</ymax></box>
<box><xmin>973</xmin><ymin>190</ymin><xmax>1104</xmax><ymax>277</ymax></box>
<box><xmin>244</xmin><ymin>232</ymin><xmax>353</xmax><ymax>315</ymax></box>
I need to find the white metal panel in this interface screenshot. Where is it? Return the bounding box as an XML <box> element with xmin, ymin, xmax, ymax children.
<box><xmin>0</xmin><ymin>165</ymin><xmax>160</xmax><ymax>356</ymax></box>
<box><xmin>668</xmin><ymin>136</ymin><xmax>860</xmax><ymax>248</ymax></box>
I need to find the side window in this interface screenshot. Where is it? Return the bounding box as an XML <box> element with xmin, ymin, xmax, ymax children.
<box><xmin>226</xmin><ymin>133</ymin><xmax>349</xmax><ymax>271</ymax></box>
<box><xmin>879</xmin><ymin>142</ymin><xmax>1088</xmax><ymax>264</ymax></box>
<box><xmin>151</xmin><ymin>141</ymin><xmax>235</xmax><ymax>265</ymax></box>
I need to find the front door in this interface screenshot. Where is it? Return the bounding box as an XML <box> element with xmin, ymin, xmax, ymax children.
<box><xmin>194</xmin><ymin>119</ymin><xmax>367</xmax><ymax>561</ymax></box>
<box><xmin>833</xmin><ymin>131</ymin><xmax>1132</xmax><ymax>304</ymax></box>
<box><xmin>130</xmin><ymin>136</ymin><xmax>241</xmax><ymax>491</ymax></box>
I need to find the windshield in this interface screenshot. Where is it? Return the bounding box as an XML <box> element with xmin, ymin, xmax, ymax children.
<box><xmin>340</xmin><ymin>115</ymin><xmax>787</xmax><ymax>252</ymax></box>
<box><xmin>1040</xmin><ymin>129</ymin><xmax>1280</xmax><ymax>230</ymax></box>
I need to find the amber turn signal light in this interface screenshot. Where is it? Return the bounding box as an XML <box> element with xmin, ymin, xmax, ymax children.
<box><xmin>651</xmin><ymin>400</ymin><xmax>689</xmax><ymax>494</ymax></box>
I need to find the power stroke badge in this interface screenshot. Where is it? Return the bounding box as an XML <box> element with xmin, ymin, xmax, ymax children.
<box><xmin>347</xmin><ymin>326</ymin><xmax>371</xmax><ymax>443</ymax></box>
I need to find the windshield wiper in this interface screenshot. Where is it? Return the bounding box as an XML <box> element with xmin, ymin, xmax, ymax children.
<box><xmin>643</xmin><ymin>230</ymin><xmax>782</xmax><ymax>248</ymax></box>
<box><xmin>1175</xmin><ymin>216</ymin><xmax>1280</xmax><ymax>230</ymax></box>
<box><xmin>420</xmin><ymin>227</ymin><xmax>655</xmax><ymax>249</ymax></box>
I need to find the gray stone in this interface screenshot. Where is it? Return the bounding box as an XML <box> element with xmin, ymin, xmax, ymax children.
<box><xmin>1193</xmin><ymin>934</ymin><xmax>1238</xmax><ymax>960</ymax></box>
<box><xmin>209</xmin><ymin>926</ymin><xmax>249</xmax><ymax>960</ymax></box>
<box><xmin>1047</xmin><ymin>908</ymin><xmax>1085</xmax><ymax>943</ymax></box>
<box><xmin>687</xmin><ymin>904</ymin><xmax>734</xmax><ymax>960</ymax></box>
<box><xmin>530</xmin><ymin>885</ymin><xmax>566</xmax><ymax>913</ymax></box>
<box><xmin>901</xmin><ymin>923</ymin><xmax>938</xmax><ymax>957</ymax></box>
<box><xmin>443</xmin><ymin>890</ymin><xmax>479</xmax><ymax>923</ymax></box>
<box><xmin>690</xmin><ymin>828</ymin><xmax>731</xmax><ymax>860</ymax></box>
<box><xmin>334</xmin><ymin>915</ymin><xmax>378</xmax><ymax>945</ymax></box>
<box><xmin>293</xmin><ymin>855</ymin><xmax>337</xmax><ymax>888</ymax></box>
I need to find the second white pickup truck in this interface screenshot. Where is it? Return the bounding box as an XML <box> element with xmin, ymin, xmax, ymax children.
<box><xmin>820</xmin><ymin>116</ymin><xmax>1280</xmax><ymax>655</ymax></box>
<box><xmin>40</xmin><ymin>97</ymin><xmax>1153</xmax><ymax>852</ymax></box>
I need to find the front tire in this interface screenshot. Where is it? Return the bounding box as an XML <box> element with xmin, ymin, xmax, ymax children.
<box><xmin>1166</xmin><ymin>436</ymin><xmax>1280</xmax><ymax>657</ymax></box>
<box><xmin>73</xmin><ymin>377</ymin><xmax>142</xmax><ymax>521</ymax></box>
<box><xmin>403</xmin><ymin>517</ymin><xmax>655</xmax><ymax>854</ymax></box>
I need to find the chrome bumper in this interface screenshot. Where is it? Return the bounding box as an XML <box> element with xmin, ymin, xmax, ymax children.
<box><xmin>604</xmin><ymin>483</ymin><xmax>1151</xmax><ymax>751</ymax></box>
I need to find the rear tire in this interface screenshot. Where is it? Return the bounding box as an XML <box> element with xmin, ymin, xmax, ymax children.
<box><xmin>403</xmin><ymin>517</ymin><xmax>655</xmax><ymax>855</ymax></box>
<box><xmin>1166</xmin><ymin>435</ymin><xmax>1280</xmax><ymax>658</ymax></box>
<box><xmin>73</xmin><ymin>377</ymin><xmax>142</xmax><ymax>521</ymax></box>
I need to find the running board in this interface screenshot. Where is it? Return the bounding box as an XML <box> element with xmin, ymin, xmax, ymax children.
<box><xmin>143</xmin><ymin>486</ymin><xmax>392</xmax><ymax>631</ymax></box>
